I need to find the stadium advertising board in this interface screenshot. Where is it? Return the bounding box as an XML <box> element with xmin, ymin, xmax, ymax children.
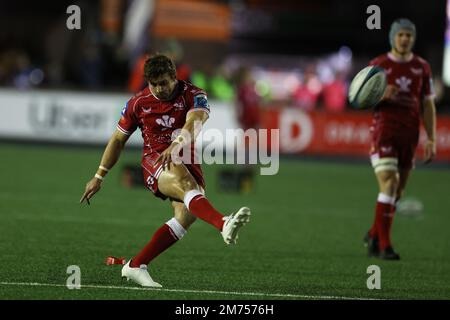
<box><xmin>0</xmin><ymin>89</ymin><xmax>236</xmax><ymax>148</ymax></box>
<box><xmin>261</xmin><ymin>108</ymin><xmax>450</xmax><ymax>162</ymax></box>
<box><xmin>1</xmin><ymin>89</ymin><xmax>450</xmax><ymax>162</ymax></box>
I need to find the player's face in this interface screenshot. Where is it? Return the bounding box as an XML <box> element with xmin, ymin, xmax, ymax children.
<box><xmin>394</xmin><ymin>29</ymin><xmax>414</xmax><ymax>55</ymax></box>
<box><xmin>149</xmin><ymin>74</ymin><xmax>178</xmax><ymax>100</ymax></box>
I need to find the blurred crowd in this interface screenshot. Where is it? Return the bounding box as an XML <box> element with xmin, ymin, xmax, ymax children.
<box><xmin>0</xmin><ymin>0</ymin><xmax>447</xmax><ymax>114</ymax></box>
<box><xmin>0</xmin><ymin>37</ymin><xmax>354</xmax><ymax>114</ymax></box>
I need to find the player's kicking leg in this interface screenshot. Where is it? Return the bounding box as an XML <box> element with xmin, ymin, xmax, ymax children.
<box><xmin>158</xmin><ymin>163</ymin><xmax>251</xmax><ymax>245</ymax></box>
<box><xmin>122</xmin><ymin>164</ymin><xmax>250</xmax><ymax>287</ymax></box>
<box><xmin>122</xmin><ymin>201</ymin><xmax>196</xmax><ymax>287</ymax></box>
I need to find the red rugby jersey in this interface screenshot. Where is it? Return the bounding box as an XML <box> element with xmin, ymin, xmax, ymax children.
<box><xmin>117</xmin><ymin>80</ymin><xmax>210</xmax><ymax>156</ymax></box>
<box><xmin>369</xmin><ymin>52</ymin><xmax>434</xmax><ymax>137</ymax></box>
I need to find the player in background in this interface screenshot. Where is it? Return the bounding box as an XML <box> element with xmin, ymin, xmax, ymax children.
<box><xmin>234</xmin><ymin>66</ymin><xmax>261</xmax><ymax>191</ymax></box>
<box><xmin>80</xmin><ymin>54</ymin><xmax>251</xmax><ymax>287</ymax></box>
<box><xmin>235</xmin><ymin>66</ymin><xmax>260</xmax><ymax>132</ymax></box>
<box><xmin>364</xmin><ymin>19</ymin><xmax>437</xmax><ymax>260</ymax></box>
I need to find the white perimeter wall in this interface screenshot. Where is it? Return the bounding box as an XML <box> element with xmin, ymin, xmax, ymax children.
<box><xmin>0</xmin><ymin>88</ymin><xmax>238</xmax><ymax>148</ymax></box>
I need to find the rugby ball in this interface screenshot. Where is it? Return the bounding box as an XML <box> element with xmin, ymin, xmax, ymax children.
<box><xmin>348</xmin><ymin>66</ymin><xmax>387</xmax><ymax>109</ymax></box>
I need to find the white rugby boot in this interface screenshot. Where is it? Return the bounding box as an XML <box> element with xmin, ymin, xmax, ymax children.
<box><xmin>221</xmin><ymin>207</ymin><xmax>251</xmax><ymax>245</ymax></box>
<box><xmin>121</xmin><ymin>260</ymin><xmax>162</xmax><ymax>288</ymax></box>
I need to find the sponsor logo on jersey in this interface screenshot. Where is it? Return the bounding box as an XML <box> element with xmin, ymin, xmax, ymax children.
<box><xmin>173</xmin><ymin>101</ymin><xmax>185</xmax><ymax>110</ymax></box>
<box><xmin>410</xmin><ymin>67</ymin><xmax>423</xmax><ymax>75</ymax></box>
<box><xmin>395</xmin><ymin>76</ymin><xmax>412</xmax><ymax>92</ymax></box>
<box><xmin>156</xmin><ymin>115</ymin><xmax>175</xmax><ymax>130</ymax></box>
<box><xmin>380</xmin><ymin>146</ymin><xmax>393</xmax><ymax>154</ymax></box>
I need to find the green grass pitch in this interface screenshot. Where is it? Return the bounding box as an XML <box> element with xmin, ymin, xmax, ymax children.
<box><xmin>1</xmin><ymin>142</ymin><xmax>449</xmax><ymax>299</ymax></box>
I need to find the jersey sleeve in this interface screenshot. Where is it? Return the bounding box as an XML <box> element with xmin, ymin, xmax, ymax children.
<box><xmin>422</xmin><ymin>61</ymin><xmax>435</xmax><ymax>101</ymax></box>
<box><xmin>368</xmin><ymin>56</ymin><xmax>382</xmax><ymax>67</ymax></box>
<box><xmin>187</xmin><ymin>88</ymin><xmax>211</xmax><ymax>116</ymax></box>
<box><xmin>117</xmin><ymin>98</ymin><xmax>138</xmax><ymax>135</ymax></box>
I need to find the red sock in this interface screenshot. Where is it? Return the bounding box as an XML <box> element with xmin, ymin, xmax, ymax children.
<box><xmin>368</xmin><ymin>207</ymin><xmax>378</xmax><ymax>239</ymax></box>
<box><xmin>374</xmin><ymin>193</ymin><xmax>395</xmax><ymax>251</ymax></box>
<box><xmin>368</xmin><ymin>220</ymin><xmax>378</xmax><ymax>239</ymax></box>
<box><xmin>130</xmin><ymin>218</ymin><xmax>185</xmax><ymax>267</ymax></box>
<box><xmin>184</xmin><ymin>190</ymin><xmax>224</xmax><ymax>231</ymax></box>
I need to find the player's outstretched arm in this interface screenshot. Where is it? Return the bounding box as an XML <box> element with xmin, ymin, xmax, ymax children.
<box><xmin>423</xmin><ymin>98</ymin><xmax>437</xmax><ymax>164</ymax></box>
<box><xmin>80</xmin><ymin>129</ymin><xmax>130</xmax><ymax>205</ymax></box>
<box><xmin>156</xmin><ymin>110</ymin><xmax>209</xmax><ymax>170</ymax></box>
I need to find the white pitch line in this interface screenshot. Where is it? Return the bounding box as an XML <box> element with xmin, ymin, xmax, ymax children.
<box><xmin>0</xmin><ymin>282</ymin><xmax>380</xmax><ymax>300</ymax></box>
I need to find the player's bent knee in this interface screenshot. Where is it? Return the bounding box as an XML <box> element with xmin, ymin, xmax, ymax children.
<box><xmin>380</xmin><ymin>173</ymin><xmax>399</xmax><ymax>195</ymax></box>
<box><xmin>180</xmin><ymin>214</ymin><xmax>196</xmax><ymax>229</ymax></box>
<box><xmin>173</xmin><ymin>203</ymin><xmax>196</xmax><ymax>229</ymax></box>
<box><xmin>383</xmin><ymin>172</ymin><xmax>399</xmax><ymax>186</ymax></box>
<box><xmin>390</xmin><ymin>172</ymin><xmax>400</xmax><ymax>185</ymax></box>
<box><xmin>375</xmin><ymin>165</ymin><xmax>400</xmax><ymax>195</ymax></box>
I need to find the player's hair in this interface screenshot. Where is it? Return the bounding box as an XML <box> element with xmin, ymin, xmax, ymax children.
<box><xmin>389</xmin><ymin>18</ymin><xmax>416</xmax><ymax>49</ymax></box>
<box><xmin>144</xmin><ymin>54</ymin><xmax>177</xmax><ymax>81</ymax></box>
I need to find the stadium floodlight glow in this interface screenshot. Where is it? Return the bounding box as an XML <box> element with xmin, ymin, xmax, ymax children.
<box><xmin>443</xmin><ymin>0</ymin><xmax>450</xmax><ymax>86</ymax></box>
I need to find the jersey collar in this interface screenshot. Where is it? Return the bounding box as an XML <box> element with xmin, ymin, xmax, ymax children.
<box><xmin>387</xmin><ymin>52</ymin><xmax>414</xmax><ymax>63</ymax></box>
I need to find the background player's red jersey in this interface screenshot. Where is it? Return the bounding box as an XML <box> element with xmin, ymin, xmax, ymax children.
<box><xmin>369</xmin><ymin>53</ymin><xmax>435</xmax><ymax>138</ymax></box>
<box><xmin>237</xmin><ymin>83</ymin><xmax>260</xmax><ymax>130</ymax></box>
<box><xmin>117</xmin><ymin>80</ymin><xmax>210</xmax><ymax>158</ymax></box>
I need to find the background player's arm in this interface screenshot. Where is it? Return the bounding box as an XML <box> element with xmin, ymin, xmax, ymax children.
<box><xmin>381</xmin><ymin>85</ymin><xmax>399</xmax><ymax>101</ymax></box>
<box><xmin>423</xmin><ymin>98</ymin><xmax>437</xmax><ymax>163</ymax></box>
<box><xmin>80</xmin><ymin>129</ymin><xmax>130</xmax><ymax>204</ymax></box>
<box><xmin>369</xmin><ymin>59</ymin><xmax>398</xmax><ymax>101</ymax></box>
<box><xmin>156</xmin><ymin>110</ymin><xmax>209</xmax><ymax>169</ymax></box>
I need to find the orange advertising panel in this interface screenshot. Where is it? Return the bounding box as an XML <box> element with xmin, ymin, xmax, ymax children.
<box><xmin>152</xmin><ymin>0</ymin><xmax>231</xmax><ymax>41</ymax></box>
<box><xmin>261</xmin><ymin>108</ymin><xmax>450</xmax><ymax>162</ymax></box>
<box><xmin>100</xmin><ymin>0</ymin><xmax>123</xmax><ymax>34</ymax></box>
